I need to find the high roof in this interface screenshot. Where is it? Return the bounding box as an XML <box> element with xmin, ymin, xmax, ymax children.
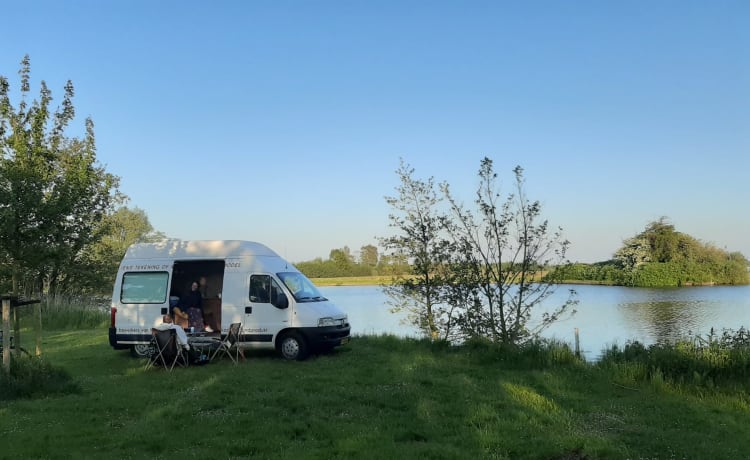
<box><xmin>123</xmin><ymin>240</ymin><xmax>280</xmax><ymax>259</ymax></box>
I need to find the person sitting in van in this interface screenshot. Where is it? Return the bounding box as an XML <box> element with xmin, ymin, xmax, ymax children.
<box><xmin>184</xmin><ymin>280</ymin><xmax>213</xmax><ymax>332</ymax></box>
<box><xmin>168</xmin><ymin>293</ymin><xmax>189</xmax><ymax>329</ymax></box>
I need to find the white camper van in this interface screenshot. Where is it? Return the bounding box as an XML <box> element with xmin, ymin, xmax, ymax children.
<box><xmin>108</xmin><ymin>240</ymin><xmax>351</xmax><ymax>360</ymax></box>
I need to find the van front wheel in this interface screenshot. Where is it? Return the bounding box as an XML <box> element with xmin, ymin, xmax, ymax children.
<box><xmin>278</xmin><ymin>332</ymin><xmax>308</xmax><ymax>361</ymax></box>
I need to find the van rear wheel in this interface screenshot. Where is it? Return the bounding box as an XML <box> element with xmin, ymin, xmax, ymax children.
<box><xmin>278</xmin><ymin>332</ymin><xmax>308</xmax><ymax>361</ymax></box>
<box><xmin>131</xmin><ymin>343</ymin><xmax>151</xmax><ymax>358</ymax></box>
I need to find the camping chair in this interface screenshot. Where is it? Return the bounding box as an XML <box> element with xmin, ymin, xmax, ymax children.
<box><xmin>211</xmin><ymin>322</ymin><xmax>245</xmax><ymax>363</ymax></box>
<box><xmin>145</xmin><ymin>328</ymin><xmax>189</xmax><ymax>371</ymax></box>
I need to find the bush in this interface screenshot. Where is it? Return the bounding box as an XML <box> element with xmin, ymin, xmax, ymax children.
<box><xmin>0</xmin><ymin>355</ymin><xmax>80</xmax><ymax>401</ymax></box>
<box><xmin>597</xmin><ymin>328</ymin><xmax>750</xmax><ymax>387</ymax></box>
<box><xmin>463</xmin><ymin>336</ymin><xmax>583</xmax><ymax>369</ymax></box>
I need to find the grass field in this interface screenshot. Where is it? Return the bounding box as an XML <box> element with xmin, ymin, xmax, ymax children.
<box><xmin>2</xmin><ymin>330</ymin><xmax>750</xmax><ymax>459</ymax></box>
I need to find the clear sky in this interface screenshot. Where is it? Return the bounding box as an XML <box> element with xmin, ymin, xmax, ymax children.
<box><xmin>2</xmin><ymin>1</ymin><xmax>748</xmax><ymax>263</ymax></box>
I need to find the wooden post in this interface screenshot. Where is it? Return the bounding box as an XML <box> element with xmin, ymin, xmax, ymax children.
<box><xmin>13</xmin><ymin>303</ymin><xmax>20</xmax><ymax>357</ymax></box>
<box><xmin>574</xmin><ymin>328</ymin><xmax>580</xmax><ymax>358</ymax></box>
<box><xmin>2</xmin><ymin>298</ymin><xmax>10</xmax><ymax>373</ymax></box>
<box><xmin>36</xmin><ymin>298</ymin><xmax>42</xmax><ymax>356</ymax></box>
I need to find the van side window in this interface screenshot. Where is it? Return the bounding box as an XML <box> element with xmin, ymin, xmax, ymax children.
<box><xmin>121</xmin><ymin>272</ymin><xmax>169</xmax><ymax>304</ymax></box>
<box><xmin>250</xmin><ymin>275</ymin><xmax>271</xmax><ymax>303</ymax></box>
<box><xmin>270</xmin><ymin>278</ymin><xmax>284</xmax><ymax>305</ymax></box>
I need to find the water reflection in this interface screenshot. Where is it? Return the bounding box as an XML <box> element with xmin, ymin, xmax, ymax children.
<box><xmin>618</xmin><ymin>298</ymin><xmax>720</xmax><ymax>345</ymax></box>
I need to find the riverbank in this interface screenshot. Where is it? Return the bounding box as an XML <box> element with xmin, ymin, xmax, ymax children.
<box><xmin>312</xmin><ymin>275</ymin><xmax>619</xmax><ymax>287</ymax></box>
<box><xmin>311</xmin><ymin>275</ymin><xmax>393</xmax><ymax>286</ymax></box>
<box><xmin>2</xmin><ymin>332</ymin><xmax>749</xmax><ymax>459</ymax></box>
<box><xmin>312</xmin><ymin>275</ymin><xmax>747</xmax><ymax>287</ymax></box>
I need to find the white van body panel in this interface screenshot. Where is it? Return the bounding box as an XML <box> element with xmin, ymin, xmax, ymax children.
<box><xmin>109</xmin><ymin>240</ymin><xmax>350</xmax><ymax>359</ymax></box>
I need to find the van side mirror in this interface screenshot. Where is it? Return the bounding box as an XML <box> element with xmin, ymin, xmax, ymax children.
<box><xmin>273</xmin><ymin>292</ymin><xmax>289</xmax><ymax>310</ymax></box>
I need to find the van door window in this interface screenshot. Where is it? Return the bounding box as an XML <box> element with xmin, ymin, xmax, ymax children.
<box><xmin>250</xmin><ymin>275</ymin><xmax>285</xmax><ymax>306</ymax></box>
<box><xmin>121</xmin><ymin>272</ymin><xmax>169</xmax><ymax>303</ymax></box>
<box><xmin>250</xmin><ymin>275</ymin><xmax>271</xmax><ymax>303</ymax></box>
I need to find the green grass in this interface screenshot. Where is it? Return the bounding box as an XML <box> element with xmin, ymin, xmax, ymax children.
<box><xmin>2</xmin><ymin>331</ymin><xmax>750</xmax><ymax>459</ymax></box>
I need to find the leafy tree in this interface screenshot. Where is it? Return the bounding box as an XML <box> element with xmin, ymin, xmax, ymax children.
<box><xmin>381</xmin><ymin>159</ymin><xmax>455</xmax><ymax>340</ymax></box>
<box><xmin>74</xmin><ymin>206</ymin><xmax>164</xmax><ymax>293</ymax></box>
<box><xmin>329</xmin><ymin>247</ymin><xmax>353</xmax><ymax>269</ymax></box>
<box><xmin>442</xmin><ymin>159</ymin><xmax>576</xmax><ymax>344</ymax></box>
<box><xmin>613</xmin><ymin>235</ymin><xmax>651</xmax><ymax>271</ymax></box>
<box><xmin>381</xmin><ymin>158</ymin><xmax>575</xmax><ymax>344</ymax></box>
<box><xmin>643</xmin><ymin>218</ymin><xmax>681</xmax><ymax>263</ymax></box>
<box><xmin>609</xmin><ymin>218</ymin><xmax>749</xmax><ymax>286</ymax></box>
<box><xmin>295</xmin><ymin>248</ymin><xmax>374</xmax><ymax>278</ymax></box>
<box><xmin>359</xmin><ymin>244</ymin><xmax>379</xmax><ymax>267</ymax></box>
<box><xmin>0</xmin><ymin>55</ymin><xmax>120</xmax><ymax>296</ymax></box>
<box><xmin>376</xmin><ymin>253</ymin><xmax>409</xmax><ymax>276</ymax></box>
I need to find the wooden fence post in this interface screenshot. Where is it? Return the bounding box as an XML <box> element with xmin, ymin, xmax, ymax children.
<box><xmin>36</xmin><ymin>299</ymin><xmax>42</xmax><ymax>356</ymax></box>
<box><xmin>574</xmin><ymin>328</ymin><xmax>580</xmax><ymax>358</ymax></box>
<box><xmin>2</xmin><ymin>298</ymin><xmax>10</xmax><ymax>373</ymax></box>
<box><xmin>13</xmin><ymin>303</ymin><xmax>20</xmax><ymax>357</ymax></box>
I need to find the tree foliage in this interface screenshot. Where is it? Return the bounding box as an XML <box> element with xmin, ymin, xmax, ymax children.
<box><xmin>0</xmin><ymin>56</ymin><xmax>121</xmax><ymax>295</ymax></box>
<box><xmin>359</xmin><ymin>244</ymin><xmax>379</xmax><ymax>267</ymax></box>
<box><xmin>74</xmin><ymin>207</ymin><xmax>165</xmax><ymax>293</ymax></box>
<box><xmin>562</xmin><ymin>218</ymin><xmax>750</xmax><ymax>287</ymax></box>
<box><xmin>381</xmin><ymin>157</ymin><xmax>576</xmax><ymax>345</ymax></box>
<box><xmin>295</xmin><ymin>247</ymin><xmax>374</xmax><ymax>278</ymax></box>
<box><xmin>381</xmin><ymin>159</ymin><xmax>456</xmax><ymax>340</ymax></box>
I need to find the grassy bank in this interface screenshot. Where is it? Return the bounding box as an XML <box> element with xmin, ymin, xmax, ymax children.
<box><xmin>312</xmin><ymin>275</ymin><xmax>394</xmax><ymax>286</ymax></box>
<box><xmin>2</xmin><ymin>331</ymin><xmax>749</xmax><ymax>459</ymax></box>
<box><xmin>311</xmin><ymin>275</ymin><xmax>606</xmax><ymax>287</ymax></box>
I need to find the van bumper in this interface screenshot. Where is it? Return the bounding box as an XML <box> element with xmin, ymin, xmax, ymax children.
<box><xmin>301</xmin><ymin>325</ymin><xmax>351</xmax><ymax>349</ymax></box>
<box><xmin>108</xmin><ymin>327</ymin><xmax>133</xmax><ymax>350</ymax></box>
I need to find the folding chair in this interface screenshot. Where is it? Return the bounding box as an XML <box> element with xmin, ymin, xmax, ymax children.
<box><xmin>145</xmin><ymin>328</ymin><xmax>189</xmax><ymax>371</ymax></box>
<box><xmin>211</xmin><ymin>322</ymin><xmax>245</xmax><ymax>363</ymax></box>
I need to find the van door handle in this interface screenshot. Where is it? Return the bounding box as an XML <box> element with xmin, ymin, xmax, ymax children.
<box><xmin>245</xmin><ymin>306</ymin><xmax>252</xmax><ymax>314</ymax></box>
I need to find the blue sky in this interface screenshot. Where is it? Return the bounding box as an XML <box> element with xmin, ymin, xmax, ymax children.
<box><xmin>3</xmin><ymin>1</ymin><xmax>748</xmax><ymax>263</ymax></box>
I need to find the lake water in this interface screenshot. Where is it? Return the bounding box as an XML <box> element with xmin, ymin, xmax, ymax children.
<box><xmin>319</xmin><ymin>284</ymin><xmax>750</xmax><ymax>361</ymax></box>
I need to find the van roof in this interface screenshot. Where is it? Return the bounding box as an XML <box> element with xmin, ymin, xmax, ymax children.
<box><xmin>124</xmin><ymin>240</ymin><xmax>280</xmax><ymax>259</ymax></box>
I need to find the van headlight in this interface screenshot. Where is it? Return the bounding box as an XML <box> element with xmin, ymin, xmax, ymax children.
<box><xmin>318</xmin><ymin>317</ymin><xmax>340</xmax><ymax>327</ymax></box>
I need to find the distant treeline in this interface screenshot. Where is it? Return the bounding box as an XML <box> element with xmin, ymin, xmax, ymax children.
<box><xmin>299</xmin><ymin>219</ymin><xmax>750</xmax><ymax>287</ymax></box>
<box><xmin>294</xmin><ymin>245</ymin><xmax>409</xmax><ymax>279</ymax></box>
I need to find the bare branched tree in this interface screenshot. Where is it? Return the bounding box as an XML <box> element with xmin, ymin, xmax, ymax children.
<box><xmin>382</xmin><ymin>157</ymin><xmax>577</xmax><ymax>345</ymax></box>
<box><xmin>380</xmin><ymin>159</ymin><xmax>456</xmax><ymax>340</ymax></box>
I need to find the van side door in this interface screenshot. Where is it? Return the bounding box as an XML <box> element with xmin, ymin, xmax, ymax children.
<box><xmin>244</xmin><ymin>274</ymin><xmax>291</xmax><ymax>344</ymax></box>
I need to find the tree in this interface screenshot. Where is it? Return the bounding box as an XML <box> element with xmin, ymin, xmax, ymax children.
<box><xmin>381</xmin><ymin>159</ymin><xmax>462</xmax><ymax>340</ymax></box>
<box><xmin>359</xmin><ymin>244</ymin><xmax>379</xmax><ymax>267</ymax></box>
<box><xmin>613</xmin><ymin>235</ymin><xmax>651</xmax><ymax>271</ymax></box>
<box><xmin>329</xmin><ymin>247</ymin><xmax>353</xmax><ymax>270</ymax></box>
<box><xmin>612</xmin><ymin>218</ymin><xmax>749</xmax><ymax>286</ymax></box>
<box><xmin>382</xmin><ymin>157</ymin><xmax>576</xmax><ymax>345</ymax></box>
<box><xmin>442</xmin><ymin>159</ymin><xmax>576</xmax><ymax>344</ymax></box>
<box><xmin>0</xmin><ymin>55</ymin><xmax>120</xmax><ymax>296</ymax></box>
<box><xmin>75</xmin><ymin>206</ymin><xmax>165</xmax><ymax>293</ymax></box>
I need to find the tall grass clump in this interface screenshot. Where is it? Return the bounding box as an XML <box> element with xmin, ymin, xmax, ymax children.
<box><xmin>0</xmin><ymin>355</ymin><xmax>80</xmax><ymax>401</ymax></box>
<box><xmin>17</xmin><ymin>295</ymin><xmax>110</xmax><ymax>330</ymax></box>
<box><xmin>597</xmin><ymin>327</ymin><xmax>750</xmax><ymax>387</ymax></box>
<box><xmin>462</xmin><ymin>336</ymin><xmax>583</xmax><ymax>369</ymax></box>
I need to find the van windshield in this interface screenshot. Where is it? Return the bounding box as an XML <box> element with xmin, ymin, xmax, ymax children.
<box><xmin>277</xmin><ymin>272</ymin><xmax>328</xmax><ymax>303</ymax></box>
